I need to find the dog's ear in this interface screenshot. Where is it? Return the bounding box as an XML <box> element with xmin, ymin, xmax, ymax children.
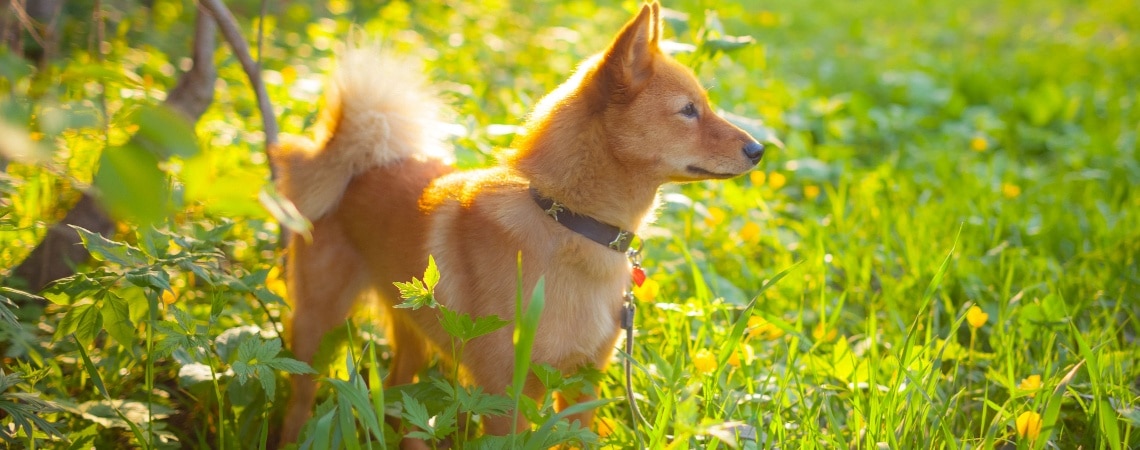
<box><xmin>599</xmin><ymin>2</ymin><xmax>660</xmax><ymax>100</ymax></box>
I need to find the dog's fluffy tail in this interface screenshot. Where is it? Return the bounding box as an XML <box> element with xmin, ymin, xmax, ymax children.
<box><xmin>271</xmin><ymin>44</ymin><xmax>449</xmax><ymax>221</ymax></box>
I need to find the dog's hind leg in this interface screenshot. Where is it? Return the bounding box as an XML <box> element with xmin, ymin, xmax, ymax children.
<box><xmin>280</xmin><ymin>217</ymin><xmax>368</xmax><ymax>444</ymax></box>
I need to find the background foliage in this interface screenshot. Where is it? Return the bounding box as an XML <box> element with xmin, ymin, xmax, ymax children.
<box><xmin>1</xmin><ymin>0</ymin><xmax>1138</xmax><ymax>448</ymax></box>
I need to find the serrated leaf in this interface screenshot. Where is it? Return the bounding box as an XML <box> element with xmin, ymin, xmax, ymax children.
<box><xmin>73</xmin><ymin>226</ymin><xmax>147</xmax><ymax>267</ymax></box>
<box><xmin>423</xmin><ymin>255</ymin><xmax>440</xmax><ymax>290</ymax></box>
<box><xmin>257</xmin><ymin>365</ymin><xmax>276</xmax><ymax>398</ymax></box>
<box><xmin>265</xmin><ymin>356</ymin><xmax>316</xmax><ymax>375</ymax></box>
<box><xmin>393</xmin><ymin>279</ymin><xmax>437</xmax><ymax>310</ymax></box>
<box><xmin>100</xmin><ymin>293</ymin><xmax>134</xmax><ymax>347</ymax></box>
<box><xmin>400</xmin><ymin>391</ymin><xmax>432</xmax><ymax>432</ymax></box>
<box><xmin>125</xmin><ymin>268</ymin><xmax>172</xmax><ymax>292</ymax></box>
<box><xmin>74</xmin><ymin>303</ymin><xmax>103</xmax><ymax>346</ymax></box>
<box><xmin>0</xmin><ymin>295</ymin><xmax>18</xmax><ymax>328</ymax></box>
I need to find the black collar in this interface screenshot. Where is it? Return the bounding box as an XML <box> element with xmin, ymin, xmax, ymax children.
<box><xmin>529</xmin><ymin>186</ymin><xmax>635</xmax><ymax>252</ymax></box>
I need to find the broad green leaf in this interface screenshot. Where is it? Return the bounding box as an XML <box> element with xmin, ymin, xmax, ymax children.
<box><xmin>99</xmin><ymin>293</ymin><xmax>134</xmax><ymax>348</ymax></box>
<box><xmin>258</xmin><ymin>187</ymin><xmax>311</xmax><ymax>238</ymax></box>
<box><xmin>93</xmin><ymin>142</ymin><xmax>169</xmax><ymax>225</ymax></box>
<box><xmin>130</xmin><ymin>104</ymin><xmax>200</xmax><ymax>159</ymax></box>
<box><xmin>424</xmin><ymin>255</ymin><xmax>440</xmax><ymax>290</ymax></box>
<box><xmin>72</xmin><ymin>226</ymin><xmax>147</xmax><ymax>267</ymax></box>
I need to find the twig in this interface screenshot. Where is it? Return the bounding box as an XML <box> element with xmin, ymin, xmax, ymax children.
<box><xmin>7</xmin><ymin>0</ymin><xmax>46</xmax><ymax>48</ymax></box>
<box><xmin>197</xmin><ymin>0</ymin><xmax>279</xmax><ymax>179</ymax></box>
<box><xmin>165</xmin><ymin>4</ymin><xmax>217</xmax><ymax>122</ymax></box>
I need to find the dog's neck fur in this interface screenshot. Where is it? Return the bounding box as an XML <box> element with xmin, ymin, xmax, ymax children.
<box><xmin>510</xmin><ymin>111</ymin><xmax>660</xmax><ymax>233</ymax></box>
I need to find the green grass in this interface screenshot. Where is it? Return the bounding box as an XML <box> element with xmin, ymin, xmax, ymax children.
<box><xmin>2</xmin><ymin>0</ymin><xmax>1139</xmax><ymax>448</ymax></box>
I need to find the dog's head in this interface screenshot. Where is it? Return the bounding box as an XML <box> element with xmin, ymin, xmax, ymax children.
<box><xmin>511</xmin><ymin>1</ymin><xmax>764</xmax><ymax>189</ymax></box>
<box><xmin>592</xmin><ymin>1</ymin><xmax>765</xmax><ymax>183</ymax></box>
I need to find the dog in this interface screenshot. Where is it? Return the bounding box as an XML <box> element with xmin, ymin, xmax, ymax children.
<box><xmin>274</xmin><ymin>1</ymin><xmax>764</xmax><ymax>444</ymax></box>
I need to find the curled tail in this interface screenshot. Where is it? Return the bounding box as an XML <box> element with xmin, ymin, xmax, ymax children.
<box><xmin>271</xmin><ymin>44</ymin><xmax>450</xmax><ymax>220</ymax></box>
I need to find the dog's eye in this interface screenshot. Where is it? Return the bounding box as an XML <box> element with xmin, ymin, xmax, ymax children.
<box><xmin>680</xmin><ymin>102</ymin><xmax>699</xmax><ymax>119</ymax></box>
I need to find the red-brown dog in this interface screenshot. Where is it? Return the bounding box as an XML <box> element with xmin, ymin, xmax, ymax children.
<box><xmin>275</xmin><ymin>1</ymin><xmax>763</xmax><ymax>443</ymax></box>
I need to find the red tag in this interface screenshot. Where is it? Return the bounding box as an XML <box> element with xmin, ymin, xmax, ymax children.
<box><xmin>631</xmin><ymin>266</ymin><xmax>646</xmax><ymax>287</ymax></box>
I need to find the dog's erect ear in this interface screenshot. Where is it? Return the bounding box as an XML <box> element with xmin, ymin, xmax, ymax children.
<box><xmin>600</xmin><ymin>2</ymin><xmax>661</xmax><ymax>99</ymax></box>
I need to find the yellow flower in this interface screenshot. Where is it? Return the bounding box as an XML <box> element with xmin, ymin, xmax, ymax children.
<box><xmin>727</xmin><ymin>344</ymin><xmax>755</xmax><ymax>367</ymax></box>
<box><xmin>596</xmin><ymin>417</ymin><xmax>618</xmax><ymax>439</ymax></box>
<box><xmin>966</xmin><ymin>305</ymin><xmax>988</xmax><ymax>329</ymax></box>
<box><xmin>632</xmin><ymin>278</ymin><xmax>659</xmax><ymax>303</ymax></box>
<box><xmin>266</xmin><ymin>266</ymin><xmax>288</xmax><ymax>298</ymax></box>
<box><xmin>1002</xmin><ymin>183</ymin><xmax>1021</xmax><ymax>198</ymax></box>
<box><xmin>758</xmin><ymin>11</ymin><xmax>778</xmax><ymax>27</ymax></box>
<box><xmin>1016</xmin><ymin>411</ymin><xmax>1042</xmax><ymax>441</ymax></box>
<box><xmin>704</xmin><ymin>207</ymin><xmax>727</xmax><ymax>228</ymax></box>
<box><xmin>161</xmin><ymin>288</ymin><xmax>178</xmax><ymax>305</ymax></box>
<box><xmin>1018</xmin><ymin>374</ymin><xmax>1042</xmax><ymax>397</ymax></box>
<box><xmin>804</xmin><ymin>185</ymin><xmax>821</xmax><ymax>199</ymax></box>
<box><xmin>748</xmin><ymin>316</ymin><xmax>785</xmax><ymax>340</ymax></box>
<box><xmin>970</xmin><ymin>136</ymin><xmax>988</xmax><ymax>152</ymax></box>
<box><xmin>812</xmin><ymin>322</ymin><xmax>838</xmax><ymax>342</ymax></box>
<box><xmin>768</xmin><ymin>172</ymin><xmax>787</xmax><ymax>190</ymax></box>
<box><xmin>692</xmin><ymin>349</ymin><xmax>717</xmax><ymax>375</ymax></box>
<box><xmin>739</xmin><ymin>221</ymin><xmax>761</xmax><ymax>243</ymax></box>
<box><xmin>750</xmin><ymin>171</ymin><xmax>766</xmax><ymax>186</ymax></box>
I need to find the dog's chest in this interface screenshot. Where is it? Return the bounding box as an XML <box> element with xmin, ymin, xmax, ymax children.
<box><xmin>530</xmin><ymin>247</ymin><xmax>629</xmax><ymax>369</ymax></box>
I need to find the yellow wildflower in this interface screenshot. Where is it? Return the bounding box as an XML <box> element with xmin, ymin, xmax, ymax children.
<box><xmin>748</xmin><ymin>316</ymin><xmax>785</xmax><ymax>340</ymax></box>
<box><xmin>740</xmin><ymin>222</ymin><xmax>761</xmax><ymax>243</ymax></box>
<box><xmin>266</xmin><ymin>266</ymin><xmax>288</xmax><ymax>298</ymax></box>
<box><xmin>966</xmin><ymin>305</ymin><xmax>988</xmax><ymax>329</ymax></box>
<box><xmin>812</xmin><ymin>322</ymin><xmax>838</xmax><ymax>342</ymax></box>
<box><xmin>1015</xmin><ymin>411</ymin><xmax>1042</xmax><ymax>441</ymax></box>
<box><xmin>1018</xmin><ymin>374</ymin><xmax>1042</xmax><ymax>397</ymax></box>
<box><xmin>705</xmin><ymin>207</ymin><xmax>727</xmax><ymax>228</ymax></box>
<box><xmin>596</xmin><ymin>417</ymin><xmax>618</xmax><ymax>439</ymax></box>
<box><xmin>161</xmin><ymin>288</ymin><xmax>178</xmax><ymax>305</ymax></box>
<box><xmin>1002</xmin><ymin>183</ymin><xmax>1021</xmax><ymax>198</ymax></box>
<box><xmin>758</xmin><ymin>11</ymin><xmax>778</xmax><ymax>27</ymax></box>
<box><xmin>804</xmin><ymin>185</ymin><xmax>821</xmax><ymax>199</ymax></box>
<box><xmin>750</xmin><ymin>171</ymin><xmax>766</xmax><ymax>186</ymax></box>
<box><xmin>727</xmin><ymin>344</ymin><xmax>755</xmax><ymax>367</ymax></box>
<box><xmin>632</xmin><ymin>278</ymin><xmax>659</xmax><ymax>303</ymax></box>
<box><xmin>692</xmin><ymin>349</ymin><xmax>717</xmax><ymax>375</ymax></box>
<box><xmin>768</xmin><ymin>172</ymin><xmax>787</xmax><ymax>190</ymax></box>
<box><xmin>970</xmin><ymin>136</ymin><xmax>988</xmax><ymax>152</ymax></box>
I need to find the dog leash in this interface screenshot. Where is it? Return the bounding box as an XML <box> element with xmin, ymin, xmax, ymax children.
<box><xmin>623</xmin><ymin>244</ymin><xmax>647</xmax><ymax>450</ymax></box>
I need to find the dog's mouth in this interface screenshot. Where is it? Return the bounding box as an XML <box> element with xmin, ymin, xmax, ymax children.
<box><xmin>685</xmin><ymin>165</ymin><xmax>739</xmax><ymax>179</ymax></box>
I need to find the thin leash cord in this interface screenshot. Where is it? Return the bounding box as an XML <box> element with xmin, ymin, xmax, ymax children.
<box><xmin>623</xmin><ymin>242</ymin><xmax>647</xmax><ymax>449</ymax></box>
<box><xmin>622</xmin><ymin>302</ymin><xmax>645</xmax><ymax>450</ymax></box>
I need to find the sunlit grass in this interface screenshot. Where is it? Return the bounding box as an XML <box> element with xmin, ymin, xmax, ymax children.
<box><xmin>0</xmin><ymin>0</ymin><xmax>1138</xmax><ymax>448</ymax></box>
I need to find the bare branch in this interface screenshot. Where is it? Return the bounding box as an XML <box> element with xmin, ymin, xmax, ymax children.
<box><xmin>165</xmin><ymin>5</ymin><xmax>217</xmax><ymax>122</ymax></box>
<box><xmin>198</xmin><ymin>0</ymin><xmax>280</xmax><ymax>174</ymax></box>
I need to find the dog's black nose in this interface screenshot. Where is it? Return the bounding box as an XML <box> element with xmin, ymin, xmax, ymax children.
<box><xmin>743</xmin><ymin>141</ymin><xmax>765</xmax><ymax>164</ymax></box>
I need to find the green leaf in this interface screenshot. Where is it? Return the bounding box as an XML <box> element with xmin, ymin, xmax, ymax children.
<box><xmin>258</xmin><ymin>187</ymin><xmax>312</xmax><ymax>239</ymax></box>
<box><xmin>703</xmin><ymin>35</ymin><xmax>756</xmax><ymax>53</ymax></box>
<box><xmin>438</xmin><ymin>306</ymin><xmax>510</xmax><ymax>342</ymax></box>
<box><xmin>400</xmin><ymin>391</ymin><xmax>433</xmax><ymax>433</ymax></box>
<box><xmin>512</xmin><ymin>275</ymin><xmax>545</xmax><ymax>434</ymax></box>
<box><xmin>130</xmin><ymin>103</ymin><xmax>200</xmax><ymax>159</ymax></box>
<box><xmin>74</xmin><ymin>303</ymin><xmax>103</xmax><ymax>347</ymax></box>
<box><xmin>73</xmin><ymin>226</ymin><xmax>148</xmax><ymax>267</ymax></box>
<box><xmin>423</xmin><ymin>255</ymin><xmax>440</xmax><ymax>290</ymax></box>
<box><xmin>93</xmin><ymin>142</ymin><xmax>169</xmax><ymax>225</ymax></box>
<box><xmin>99</xmin><ymin>293</ymin><xmax>134</xmax><ymax>348</ymax></box>
<box><xmin>393</xmin><ymin>278</ymin><xmax>437</xmax><ymax>310</ymax></box>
